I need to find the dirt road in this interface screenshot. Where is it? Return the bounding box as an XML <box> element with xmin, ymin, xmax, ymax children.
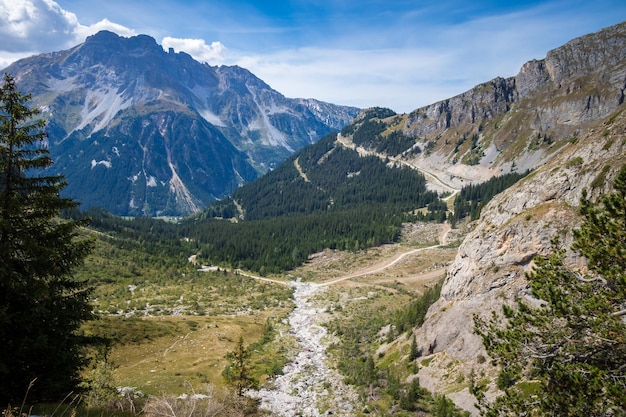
<box><xmin>320</xmin><ymin>222</ymin><xmax>451</xmax><ymax>286</ymax></box>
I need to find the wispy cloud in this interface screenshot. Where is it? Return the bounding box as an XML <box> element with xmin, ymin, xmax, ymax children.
<box><xmin>234</xmin><ymin>46</ymin><xmax>456</xmax><ymax>110</ymax></box>
<box><xmin>0</xmin><ymin>0</ymin><xmax>135</xmax><ymax>67</ymax></box>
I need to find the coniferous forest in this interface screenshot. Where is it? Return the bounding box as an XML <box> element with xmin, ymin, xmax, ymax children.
<box><xmin>76</xmin><ymin>130</ymin><xmax>532</xmax><ymax>276</ymax></box>
<box><xmin>184</xmin><ymin>132</ymin><xmax>445</xmax><ymax>273</ymax></box>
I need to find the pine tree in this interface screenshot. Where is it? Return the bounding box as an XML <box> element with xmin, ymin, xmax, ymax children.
<box><xmin>473</xmin><ymin>165</ymin><xmax>626</xmax><ymax>416</ymax></box>
<box><xmin>0</xmin><ymin>74</ymin><xmax>95</xmax><ymax>403</ymax></box>
<box><xmin>222</xmin><ymin>336</ymin><xmax>256</xmax><ymax>396</ymax></box>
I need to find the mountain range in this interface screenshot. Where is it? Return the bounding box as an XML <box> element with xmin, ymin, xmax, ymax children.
<box><xmin>3</xmin><ymin>31</ymin><xmax>359</xmax><ymax>216</ymax></box>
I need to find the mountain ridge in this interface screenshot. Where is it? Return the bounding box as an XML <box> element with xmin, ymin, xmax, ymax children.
<box><xmin>378</xmin><ymin>21</ymin><xmax>626</xmax><ymax>192</ymax></box>
<box><xmin>400</xmin><ymin>22</ymin><xmax>626</xmax><ymax>413</ymax></box>
<box><xmin>3</xmin><ymin>30</ymin><xmax>360</xmax><ymax>216</ymax></box>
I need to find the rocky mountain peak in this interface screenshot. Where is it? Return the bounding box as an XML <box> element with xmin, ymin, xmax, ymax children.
<box><xmin>392</xmin><ymin>21</ymin><xmax>626</xmax><ymax>195</ymax></box>
<box><xmin>3</xmin><ymin>32</ymin><xmax>360</xmax><ymax>216</ymax></box>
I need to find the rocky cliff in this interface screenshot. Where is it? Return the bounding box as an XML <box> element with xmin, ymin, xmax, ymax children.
<box><xmin>395</xmin><ymin>21</ymin><xmax>626</xmax><ymax>413</ymax></box>
<box><xmin>383</xmin><ymin>21</ymin><xmax>626</xmax><ymax>194</ymax></box>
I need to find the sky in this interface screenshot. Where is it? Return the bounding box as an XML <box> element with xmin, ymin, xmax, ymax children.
<box><xmin>1</xmin><ymin>1</ymin><xmax>625</xmax><ymax>113</ymax></box>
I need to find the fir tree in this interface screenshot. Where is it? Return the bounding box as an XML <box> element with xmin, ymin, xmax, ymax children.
<box><xmin>0</xmin><ymin>74</ymin><xmax>94</xmax><ymax>403</ymax></box>
<box><xmin>222</xmin><ymin>336</ymin><xmax>256</xmax><ymax>396</ymax></box>
<box><xmin>473</xmin><ymin>165</ymin><xmax>626</xmax><ymax>416</ymax></box>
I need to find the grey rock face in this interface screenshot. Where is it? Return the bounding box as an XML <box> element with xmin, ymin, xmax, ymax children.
<box><xmin>403</xmin><ymin>21</ymin><xmax>626</xmax><ymax>414</ymax></box>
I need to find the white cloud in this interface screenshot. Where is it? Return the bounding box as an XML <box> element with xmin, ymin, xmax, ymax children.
<box><xmin>0</xmin><ymin>0</ymin><xmax>135</xmax><ymax>68</ymax></box>
<box><xmin>0</xmin><ymin>0</ymin><xmax>79</xmax><ymax>51</ymax></box>
<box><xmin>161</xmin><ymin>37</ymin><xmax>226</xmax><ymax>64</ymax></box>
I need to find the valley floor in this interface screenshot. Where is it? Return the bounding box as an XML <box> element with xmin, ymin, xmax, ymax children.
<box><xmin>245</xmin><ymin>221</ymin><xmax>464</xmax><ymax>416</ymax></box>
<box><xmin>103</xmin><ymin>221</ymin><xmax>467</xmax><ymax>415</ymax></box>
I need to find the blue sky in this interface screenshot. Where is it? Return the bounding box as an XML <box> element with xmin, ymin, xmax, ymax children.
<box><xmin>1</xmin><ymin>1</ymin><xmax>625</xmax><ymax>113</ymax></box>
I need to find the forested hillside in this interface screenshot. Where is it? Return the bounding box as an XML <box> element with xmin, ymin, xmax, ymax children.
<box><xmin>183</xmin><ymin>124</ymin><xmax>450</xmax><ymax>273</ymax></box>
<box><xmin>205</xmin><ymin>131</ymin><xmax>440</xmax><ymax>221</ymax></box>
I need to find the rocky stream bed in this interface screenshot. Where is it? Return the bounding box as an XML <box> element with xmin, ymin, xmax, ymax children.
<box><xmin>248</xmin><ymin>282</ymin><xmax>359</xmax><ymax>416</ymax></box>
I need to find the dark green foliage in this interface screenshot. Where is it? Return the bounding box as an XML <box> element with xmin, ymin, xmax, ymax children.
<box><xmin>391</xmin><ymin>280</ymin><xmax>443</xmax><ymax>338</ymax></box>
<box><xmin>0</xmin><ymin>74</ymin><xmax>94</xmax><ymax>403</ymax></box>
<box><xmin>341</xmin><ymin>107</ymin><xmax>396</xmax><ymax>138</ymax></box>
<box><xmin>345</xmin><ymin>113</ymin><xmax>418</xmax><ymax>156</ymax></box>
<box><xmin>385</xmin><ymin>371</ymin><xmax>401</xmax><ymax>400</ymax></box>
<box><xmin>186</xmin><ymin>209</ymin><xmax>404</xmax><ymax>274</ymax></box>
<box><xmin>377</xmin><ymin>130</ymin><xmax>420</xmax><ymax>156</ymax></box>
<box><xmin>409</xmin><ymin>335</ymin><xmax>419</xmax><ymax>362</ymax></box>
<box><xmin>399</xmin><ymin>378</ymin><xmax>428</xmax><ymax>411</ymax></box>
<box><xmin>351</xmin><ymin>119</ymin><xmax>387</xmax><ymax>147</ymax></box>
<box><xmin>327</xmin><ymin>298</ymin><xmax>390</xmax><ymax>388</ymax></box>
<box><xmin>362</xmin><ymin>107</ymin><xmax>397</xmax><ymax>120</ymax></box>
<box><xmin>474</xmin><ymin>165</ymin><xmax>626</xmax><ymax>416</ymax></box>
<box><xmin>82</xmin><ymin>207</ymin><xmax>185</xmax><ymax>259</ymax></box>
<box><xmin>212</xmin><ymin>133</ymin><xmax>439</xmax><ymax>221</ymax></box>
<box><xmin>433</xmin><ymin>395</ymin><xmax>470</xmax><ymax>417</ymax></box>
<box><xmin>451</xmin><ymin>170</ymin><xmax>531</xmax><ymax>224</ymax></box>
<box><xmin>222</xmin><ymin>336</ymin><xmax>256</xmax><ymax>396</ymax></box>
<box><xmin>326</xmin><ymin>282</ymin><xmax>468</xmax><ymax>415</ymax></box>
<box><xmin>189</xmin><ymin>132</ymin><xmax>444</xmax><ymax>273</ymax></box>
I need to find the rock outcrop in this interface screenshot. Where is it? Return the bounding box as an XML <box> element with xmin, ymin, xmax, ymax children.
<box><xmin>405</xmin><ymin>21</ymin><xmax>626</xmax><ymax>414</ymax></box>
<box><xmin>392</xmin><ymin>21</ymin><xmax>626</xmax><ymax>192</ymax></box>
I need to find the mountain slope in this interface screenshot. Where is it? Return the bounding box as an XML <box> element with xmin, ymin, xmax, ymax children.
<box><xmin>3</xmin><ymin>31</ymin><xmax>359</xmax><ymax>216</ymax></box>
<box><xmin>398</xmin><ymin>22</ymin><xmax>626</xmax><ymax>413</ymax></box>
<box><xmin>333</xmin><ymin>22</ymin><xmax>626</xmax><ymax>195</ymax></box>
<box><xmin>202</xmin><ymin>116</ymin><xmax>444</xmax><ymax>222</ymax></box>
<box><xmin>224</xmin><ymin>19</ymin><xmax>623</xmax><ymax>413</ymax></box>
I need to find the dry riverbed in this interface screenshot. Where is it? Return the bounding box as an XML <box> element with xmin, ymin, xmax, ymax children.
<box><xmin>248</xmin><ymin>282</ymin><xmax>359</xmax><ymax>416</ymax></box>
<box><xmin>247</xmin><ymin>222</ymin><xmax>464</xmax><ymax>415</ymax></box>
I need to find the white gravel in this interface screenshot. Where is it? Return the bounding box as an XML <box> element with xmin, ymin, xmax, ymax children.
<box><xmin>248</xmin><ymin>282</ymin><xmax>359</xmax><ymax>416</ymax></box>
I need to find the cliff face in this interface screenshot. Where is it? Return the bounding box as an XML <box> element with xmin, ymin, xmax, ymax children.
<box><xmin>393</xmin><ymin>21</ymin><xmax>626</xmax><ymax>193</ymax></box>
<box><xmin>402</xmin><ymin>22</ymin><xmax>626</xmax><ymax>413</ymax></box>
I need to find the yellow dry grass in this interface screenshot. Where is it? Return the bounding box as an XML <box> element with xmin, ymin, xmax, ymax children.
<box><xmin>109</xmin><ymin>309</ymin><xmax>289</xmax><ymax>396</ymax></box>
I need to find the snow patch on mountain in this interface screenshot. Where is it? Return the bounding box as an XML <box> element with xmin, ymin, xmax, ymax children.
<box><xmin>48</xmin><ymin>76</ymin><xmax>79</xmax><ymax>94</ymax></box>
<box><xmin>249</xmin><ymin>116</ymin><xmax>292</xmax><ymax>151</ymax></box>
<box><xmin>91</xmin><ymin>159</ymin><xmax>111</xmax><ymax>169</ymax></box>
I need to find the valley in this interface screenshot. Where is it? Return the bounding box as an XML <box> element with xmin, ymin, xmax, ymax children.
<box><xmin>248</xmin><ymin>222</ymin><xmax>460</xmax><ymax>416</ymax></box>
<box><xmin>92</xmin><ymin>219</ymin><xmax>466</xmax><ymax>415</ymax></box>
<box><xmin>3</xmin><ymin>17</ymin><xmax>625</xmax><ymax>417</ymax></box>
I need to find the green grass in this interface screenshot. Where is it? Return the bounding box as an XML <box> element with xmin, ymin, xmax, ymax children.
<box><xmin>74</xmin><ymin>229</ymin><xmax>294</xmax><ymax>397</ymax></box>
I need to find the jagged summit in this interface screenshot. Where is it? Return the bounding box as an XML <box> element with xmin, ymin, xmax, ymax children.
<box><xmin>3</xmin><ymin>31</ymin><xmax>360</xmax><ymax>216</ymax></box>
